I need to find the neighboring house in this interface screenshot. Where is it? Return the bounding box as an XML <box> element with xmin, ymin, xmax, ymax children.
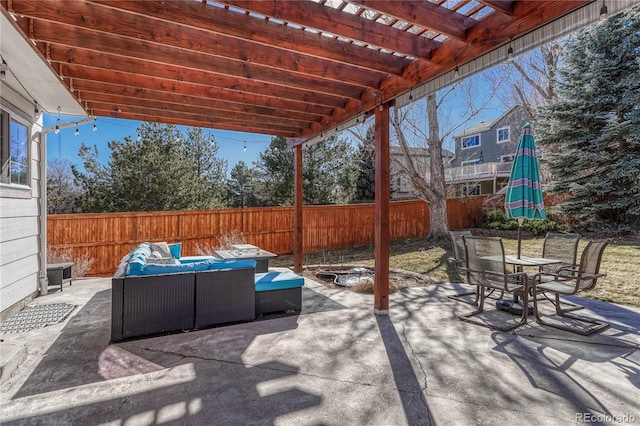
<box><xmin>1</xmin><ymin>13</ymin><xmax>84</xmax><ymax>320</ymax></box>
<box><xmin>390</xmin><ymin>146</ymin><xmax>454</xmax><ymax>200</ymax></box>
<box><xmin>447</xmin><ymin>105</ymin><xmax>530</xmax><ymax>197</ymax></box>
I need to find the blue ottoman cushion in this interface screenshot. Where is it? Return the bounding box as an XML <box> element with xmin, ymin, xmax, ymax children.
<box><xmin>255</xmin><ymin>272</ymin><xmax>304</xmax><ymax>292</ymax></box>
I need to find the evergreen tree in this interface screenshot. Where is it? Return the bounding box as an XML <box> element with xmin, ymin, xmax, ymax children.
<box><xmin>536</xmin><ymin>7</ymin><xmax>640</xmax><ymax>233</ymax></box>
<box><xmin>253</xmin><ymin>135</ymin><xmax>357</xmax><ymax>206</ymax></box>
<box><xmin>253</xmin><ymin>136</ymin><xmax>295</xmax><ymax>206</ymax></box>
<box><xmin>73</xmin><ymin>123</ymin><xmax>227</xmax><ymax>212</ymax></box>
<box><xmin>302</xmin><ymin>135</ymin><xmax>356</xmax><ymax>205</ymax></box>
<box><xmin>353</xmin><ymin>126</ymin><xmax>376</xmax><ymax>203</ymax></box>
<box><xmin>225</xmin><ymin>161</ymin><xmax>259</xmax><ymax>208</ymax></box>
<box><xmin>181</xmin><ymin>127</ymin><xmax>227</xmax><ymax>209</ymax></box>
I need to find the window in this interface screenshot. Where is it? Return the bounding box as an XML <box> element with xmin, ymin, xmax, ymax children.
<box><xmin>462</xmin><ymin>134</ymin><xmax>480</xmax><ymax>149</ymax></box>
<box><xmin>497</xmin><ymin>127</ymin><xmax>510</xmax><ymax>143</ymax></box>
<box><xmin>1</xmin><ymin>110</ymin><xmax>30</xmax><ymax>186</ymax></box>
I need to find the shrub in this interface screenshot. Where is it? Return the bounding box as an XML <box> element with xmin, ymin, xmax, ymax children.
<box><xmin>47</xmin><ymin>246</ymin><xmax>95</xmax><ymax>278</ymax></box>
<box><xmin>477</xmin><ymin>209</ymin><xmax>571</xmax><ymax>236</ymax></box>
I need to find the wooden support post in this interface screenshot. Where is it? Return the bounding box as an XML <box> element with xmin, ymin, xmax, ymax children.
<box><xmin>374</xmin><ymin>102</ymin><xmax>390</xmax><ymax>315</ymax></box>
<box><xmin>293</xmin><ymin>144</ymin><xmax>303</xmax><ymax>273</ymax></box>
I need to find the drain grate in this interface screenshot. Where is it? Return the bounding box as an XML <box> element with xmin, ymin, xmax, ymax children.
<box><xmin>0</xmin><ymin>303</ymin><xmax>76</xmax><ymax>334</ymax></box>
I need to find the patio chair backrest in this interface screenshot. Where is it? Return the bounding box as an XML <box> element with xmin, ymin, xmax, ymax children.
<box><xmin>575</xmin><ymin>239</ymin><xmax>610</xmax><ymax>291</ymax></box>
<box><xmin>462</xmin><ymin>236</ymin><xmax>507</xmax><ymax>287</ymax></box>
<box><xmin>541</xmin><ymin>233</ymin><xmax>581</xmax><ymax>273</ymax></box>
<box><xmin>449</xmin><ymin>230</ymin><xmax>472</xmax><ymax>270</ymax></box>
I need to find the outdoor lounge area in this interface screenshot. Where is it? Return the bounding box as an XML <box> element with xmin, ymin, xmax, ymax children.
<box><xmin>1</xmin><ymin>274</ymin><xmax>638</xmax><ymax>424</ymax></box>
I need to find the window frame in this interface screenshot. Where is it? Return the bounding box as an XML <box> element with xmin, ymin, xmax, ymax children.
<box><xmin>461</xmin><ymin>134</ymin><xmax>481</xmax><ymax>149</ymax></box>
<box><xmin>496</xmin><ymin>126</ymin><xmax>510</xmax><ymax>143</ymax></box>
<box><xmin>1</xmin><ymin>107</ymin><xmax>31</xmax><ymax>188</ymax></box>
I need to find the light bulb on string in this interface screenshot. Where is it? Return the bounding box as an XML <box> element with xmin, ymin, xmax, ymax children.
<box><xmin>55</xmin><ymin>106</ymin><xmax>61</xmax><ymax>134</ymax></box>
<box><xmin>243</xmin><ymin>141</ymin><xmax>247</xmax><ymax>152</ymax></box>
<box><xmin>74</xmin><ymin>123</ymin><xmax>79</xmax><ymax>136</ymax></box>
<box><xmin>93</xmin><ymin>119</ymin><xmax>97</xmax><ymax>132</ymax></box>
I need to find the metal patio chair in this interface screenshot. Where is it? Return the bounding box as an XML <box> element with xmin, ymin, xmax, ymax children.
<box><xmin>537</xmin><ymin>232</ymin><xmax>584</xmax><ymax>311</ymax></box>
<box><xmin>532</xmin><ymin>239</ymin><xmax>611</xmax><ymax>336</ymax></box>
<box><xmin>459</xmin><ymin>236</ymin><xmax>529</xmax><ymax>332</ymax></box>
<box><xmin>447</xmin><ymin>230</ymin><xmax>477</xmax><ymax>305</ymax></box>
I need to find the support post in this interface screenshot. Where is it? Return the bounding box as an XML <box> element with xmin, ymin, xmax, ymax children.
<box><xmin>374</xmin><ymin>102</ymin><xmax>390</xmax><ymax>315</ymax></box>
<box><xmin>293</xmin><ymin>144</ymin><xmax>303</xmax><ymax>273</ymax></box>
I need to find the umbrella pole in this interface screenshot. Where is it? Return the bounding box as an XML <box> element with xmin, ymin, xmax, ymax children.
<box><xmin>516</xmin><ymin>217</ymin><xmax>524</xmax><ymax>259</ymax></box>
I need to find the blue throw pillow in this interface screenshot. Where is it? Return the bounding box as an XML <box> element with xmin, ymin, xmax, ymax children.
<box><xmin>141</xmin><ymin>260</ymin><xmax>209</xmax><ymax>275</ymax></box>
<box><xmin>168</xmin><ymin>242</ymin><xmax>182</xmax><ymax>259</ymax></box>
<box><xmin>207</xmin><ymin>259</ymin><xmax>256</xmax><ymax>270</ymax></box>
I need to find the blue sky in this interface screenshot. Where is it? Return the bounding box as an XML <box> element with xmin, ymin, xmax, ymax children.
<box><xmin>43</xmin><ymin>114</ymin><xmax>272</xmax><ymax>173</ymax></box>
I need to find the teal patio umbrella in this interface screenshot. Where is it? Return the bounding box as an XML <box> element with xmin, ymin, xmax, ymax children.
<box><xmin>505</xmin><ymin>124</ymin><xmax>546</xmax><ymax>258</ymax></box>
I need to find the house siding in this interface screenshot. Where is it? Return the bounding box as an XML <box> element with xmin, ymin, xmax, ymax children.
<box><xmin>450</xmin><ymin>106</ymin><xmax>530</xmax><ymax>168</ymax></box>
<box><xmin>1</xmin><ymin>89</ymin><xmax>43</xmax><ymax>318</ymax></box>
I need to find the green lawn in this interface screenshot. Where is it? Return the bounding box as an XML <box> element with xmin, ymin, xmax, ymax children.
<box><xmin>273</xmin><ymin>236</ymin><xmax>640</xmax><ymax>307</ymax></box>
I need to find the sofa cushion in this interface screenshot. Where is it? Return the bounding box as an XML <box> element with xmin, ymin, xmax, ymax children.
<box><xmin>126</xmin><ymin>243</ymin><xmax>152</xmax><ymax>276</ymax></box>
<box><xmin>208</xmin><ymin>259</ymin><xmax>257</xmax><ymax>270</ymax></box>
<box><xmin>149</xmin><ymin>242</ymin><xmax>173</xmax><ymax>258</ymax></box>
<box><xmin>168</xmin><ymin>242</ymin><xmax>182</xmax><ymax>259</ymax></box>
<box><xmin>147</xmin><ymin>257</ymin><xmax>179</xmax><ymax>265</ymax></box>
<box><xmin>141</xmin><ymin>260</ymin><xmax>210</xmax><ymax>275</ymax></box>
<box><xmin>255</xmin><ymin>272</ymin><xmax>304</xmax><ymax>292</ymax></box>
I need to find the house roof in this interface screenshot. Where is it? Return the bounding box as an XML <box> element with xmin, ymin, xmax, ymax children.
<box><xmin>0</xmin><ymin>1</ymin><xmax>623</xmax><ymax>145</ymax></box>
<box><xmin>453</xmin><ymin>105</ymin><xmax>523</xmax><ymax>139</ymax></box>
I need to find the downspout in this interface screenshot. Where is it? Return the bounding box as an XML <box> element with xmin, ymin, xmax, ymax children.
<box><xmin>37</xmin><ymin>119</ymin><xmax>48</xmax><ymax>295</ymax></box>
<box><xmin>38</xmin><ymin>117</ymin><xmax>93</xmax><ymax>296</ymax></box>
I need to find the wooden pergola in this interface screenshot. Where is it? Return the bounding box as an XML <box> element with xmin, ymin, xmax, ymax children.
<box><xmin>2</xmin><ymin>0</ymin><xmax>601</xmax><ymax>313</ymax></box>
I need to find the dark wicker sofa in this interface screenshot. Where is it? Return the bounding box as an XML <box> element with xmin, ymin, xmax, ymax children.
<box><xmin>111</xmin><ymin>243</ymin><xmax>256</xmax><ymax>342</ymax></box>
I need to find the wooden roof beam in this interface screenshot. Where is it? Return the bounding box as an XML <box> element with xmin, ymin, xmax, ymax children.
<box><xmin>477</xmin><ymin>1</ymin><xmax>514</xmax><ymax>16</ymax></box>
<box><xmin>87</xmin><ymin>100</ymin><xmax>307</xmax><ymax>132</ymax></box>
<box><xmin>73</xmin><ymin>81</ymin><xmax>330</xmax><ymax>122</ymax></box>
<box><xmin>11</xmin><ymin>2</ymin><xmax>393</xmax><ymax>87</ymax></box>
<box><xmin>62</xmin><ymin>0</ymin><xmax>410</xmax><ymax>76</ymax></box>
<box><xmin>90</xmin><ymin>108</ymin><xmax>298</xmax><ymax>137</ymax></box>
<box><xmin>220</xmin><ymin>0</ymin><xmax>439</xmax><ymax>59</ymax></box>
<box><xmin>349</xmin><ymin>0</ymin><xmax>477</xmax><ymax>41</ymax></box>
<box><xmin>44</xmin><ymin>44</ymin><xmax>360</xmax><ymax>108</ymax></box>
<box><xmin>59</xmin><ymin>65</ymin><xmax>342</xmax><ymax>117</ymax></box>
<box><xmin>83</xmin><ymin>94</ymin><xmax>314</xmax><ymax>128</ymax></box>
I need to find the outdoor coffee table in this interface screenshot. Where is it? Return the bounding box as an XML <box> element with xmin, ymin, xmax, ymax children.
<box><xmin>215</xmin><ymin>245</ymin><xmax>277</xmax><ymax>273</ymax></box>
<box><xmin>47</xmin><ymin>262</ymin><xmax>73</xmax><ymax>291</ymax></box>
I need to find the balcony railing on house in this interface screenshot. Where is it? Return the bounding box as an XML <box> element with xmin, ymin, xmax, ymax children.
<box><xmin>421</xmin><ymin>162</ymin><xmax>513</xmax><ymax>184</ymax></box>
<box><xmin>445</xmin><ymin>162</ymin><xmax>513</xmax><ymax>183</ymax></box>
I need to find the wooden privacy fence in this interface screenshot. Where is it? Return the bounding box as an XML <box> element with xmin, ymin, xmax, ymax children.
<box><xmin>48</xmin><ymin>198</ymin><xmax>489</xmax><ymax>276</ymax></box>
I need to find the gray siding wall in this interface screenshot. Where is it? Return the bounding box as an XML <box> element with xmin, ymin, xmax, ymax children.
<box><xmin>450</xmin><ymin>106</ymin><xmax>530</xmax><ymax>167</ymax></box>
<box><xmin>1</xmin><ymin>88</ymin><xmax>42</xmax><ymax>315</ymax></box>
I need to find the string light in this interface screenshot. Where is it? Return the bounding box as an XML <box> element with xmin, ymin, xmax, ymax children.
<box><xmin>74</xmin><ymin>123</ymin><xmax>79</xmax><ymax>136</ymax></box>
<box><xmin>55</xmin><ymin>106</ymin><xmax>61</xmax><ymax>134</ymax></box>
<box><xmin>137</xmin><ymin>130</ymin><xmax>141</xmax><ymax>141</ymax></box>
<box><xmin>34</xmin><ymin>101</ymin><xmax>40</xmax><ymax>119</ymax></box>
<box><xmin>507</xmin><ymin>36</ymin><xmax>514</xmax><ymax>61</ymax></box>
<box><xmin>409</xmin><ymin>91</ymin><xmax>413</xmax><ymax>101</ymax></box>
<box><xmin>243</xmin><ymin>141</ymin><xmax>247</xmax><ymax>152</ymax></box>
<box><xmin>93</xmin><ymin>118</ymin><xmax>97</xmax><ymax>132</ymax></box>
<box><xmin>454</xmin><ymin>65</ymin><xmax>460</xmax><ymax>79</ymax></box>
<box><xmin>600</xmin><ymin>0</ymin><xmax>608</xmax><ymax>20</ymax></box>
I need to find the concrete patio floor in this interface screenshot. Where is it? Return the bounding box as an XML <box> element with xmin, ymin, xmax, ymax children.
<box><xmin>1</xmin><ymin>272</ymin><xmax>639</xmax><ymax>425</ymax></box>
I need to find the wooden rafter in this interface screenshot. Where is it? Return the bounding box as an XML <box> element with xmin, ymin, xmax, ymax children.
<box><xmin>2</xmin><ymin>0</ymin><xmax>592</xmax><ymax>140</ymax></box>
